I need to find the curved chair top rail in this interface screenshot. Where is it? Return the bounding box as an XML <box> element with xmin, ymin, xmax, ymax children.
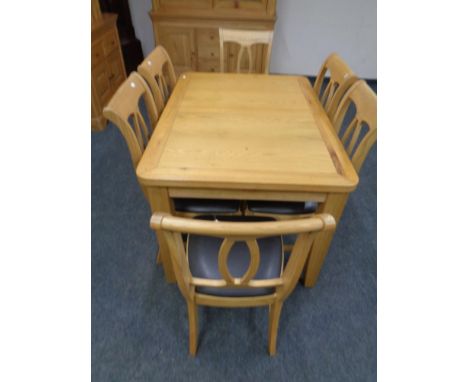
<box><xmin>314</xmin><ymin>53</ymin><xmax>359</xmax><ymax>118</ymax></box>
<box><xmin>220</xmin><ymin>28</ymin><xmax>274</xmax><ymax>46</ymax></box>
<box><xmin>103</xmin><ymin>72</ymin><xmax>159</xmax><ymax>167</ymax></box>
<box><xmin>219</xmin><ymin>28</ymin><xmax>274</xmax><ymax>74</ymax></box>
<box><xmin>151</xmin><ymin>213</ymin><xmax>335</xmax><ymax>237</ymax></box>
<box><xmin>137</xmin><ymin>45</ymin><xmax>177</xmax><ymax>113</ymax></box>
<box><xmin>333</xmin><ymin>79</ymin><xmax>377</xmax><ymax>173</ymax></box>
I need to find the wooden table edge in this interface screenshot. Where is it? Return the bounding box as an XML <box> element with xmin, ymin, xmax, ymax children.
<box><xmin>136</xmin><ymin>72</ymin><xmax>359</xmax><ymax>194</ymax></box>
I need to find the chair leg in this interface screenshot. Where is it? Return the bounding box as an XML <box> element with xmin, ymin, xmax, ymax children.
<box><xmin>283</xmin><ymin>243</ymin><xmax>294</xmax><ymax>252</ymax></box>
<box><xmin>156</xmin><ymin>249</ymin><xmax>161</xmax><ymax>264</ymax></box>
<box><xmin>240</xmin><ymin>200</ymin><xmax>247</xmax><ymax>215</ymax></box>
<box><xmin>187</xmin><ymin>301</ymin><xmax>198</xmax><ymax>356</ymax></box>
<box><xmin>268</xmin><ymin>301</ymin><xmax>283</xmax><ymax>356</ymax></box>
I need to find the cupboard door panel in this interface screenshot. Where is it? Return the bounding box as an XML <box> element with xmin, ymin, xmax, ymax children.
<box><xmin>196</xmin><ymin>28</ymin><xmax>219</xmax><ymax>48</ymax></box>
<box><xmin>158</xmin><ymin>26</ymin><xmax>196</xmax><ymax>73</ymax></box>
<box><xmin>239</xmin><ymin>0</ymin><xmax>268</xmax><ymax>11</ymax></box>
<box><xmin>214</xmin><ymin>0</ymin><xmax>268</xmax><ymax>11</ymax></box>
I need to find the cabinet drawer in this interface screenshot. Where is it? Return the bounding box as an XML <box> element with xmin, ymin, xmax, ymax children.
<box><xmin>107</xmin><ymin>51</ymin><xmax>125</xmax><ymax>92</ymax></box>
<box><xmin>102</xmin><ymin>29</ymin><xmax>119</xmax><ymax>56</ymax></box>
<box><xmin>92</xmin><ymin>61</ymin><xmax>112</xmax><ymax>105</ymax></box>
<box><xmin>197</xmin><ymin>44</ymin><xmax>220</xmax><ymax>60</ymax></box>
<box><xmin>197</xmin><ymin>59</ymin><xmax>220</xmax><ymax>73</ymax></box>
<box><xmin>196</xmin><ymin>28</ymin><xmax>219</xmax><ymax>47</ymax></box>
<box><xmin>91</xmin><ymin>41</ymin><xmax>104</xmax><ymax>67</ymax></box>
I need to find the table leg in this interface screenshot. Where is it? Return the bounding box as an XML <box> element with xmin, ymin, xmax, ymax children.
<box><xmin>147</xmin><ymin>187</ymin><xmax>176</xmax><ymax>283</ymax></box>
<box><xmin>303</xmin><ymin>193</ymin><xmax>349</xmax><ymax>287</ymax></box>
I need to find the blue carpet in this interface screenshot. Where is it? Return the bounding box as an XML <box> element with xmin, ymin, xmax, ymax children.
<box><xmin>92</xmin><ymin>80</ymin><xmax>377</xmax><ymax>381</ymax></box>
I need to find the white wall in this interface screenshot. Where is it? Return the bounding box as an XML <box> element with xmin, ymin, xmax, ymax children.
<box><xmin>270</xmin><ymin>0</ymin><xmax>376</xmax><ymax>78</ymax></box>
<box><xmin>128</xmin><ymin>0</ymin><xmax>376</xmax><ymax>79</ymax></box>
<box><xmin>128</xmin><ymin>0</ymin><xmax>154</xmax><ymax>58</ymax></box>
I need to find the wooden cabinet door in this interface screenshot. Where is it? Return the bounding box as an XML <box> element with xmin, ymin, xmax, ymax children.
<box><xmin>214</xmin><ymin>0</ymin><xmax>268</xmax><ymax>11</ymax></box>
<box><xmin>158</xmin><ymin>26</ymin><xmax>196</xmax><ymax>75</ymax></box>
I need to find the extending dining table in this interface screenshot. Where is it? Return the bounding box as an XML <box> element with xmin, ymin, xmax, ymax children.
<box><xmin>136</xmin><ymin>72</ymin><xmax>358</xmax><ymax>287</ymax></box>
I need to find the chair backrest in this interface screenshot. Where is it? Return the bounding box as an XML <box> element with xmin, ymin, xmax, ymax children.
<box><xmin>103</xmin><ymin>72</ymin><xmax>159</xmax><ymax>168</ymax></box>
<box><xmin>219</xmin><ymin>28</ymin><xmax>274</xmax><ymax>74</ymax></box>
<box><xmin>332</xmin><ymin>80</ymin><xmax>377</xmax><ymax>173</ymax></box>
<box><xmin>137</xmin><ymin>45</ymin><xmax>177</xmax><ymax>114</ymax></box>
<box><xmin>151</xmin><ymin>213</ymin><xmax>335</xmax><ymax>302</ymax></box>
<box><xmin>314</xmin><ymin>53</ymin><xmax>358</xmax><ymax>119</ymax></box>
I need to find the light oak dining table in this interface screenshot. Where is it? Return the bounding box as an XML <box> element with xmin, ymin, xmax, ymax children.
<box><xmin>136</xmin><ymin>72</ymin><xmax>358</xmax><ymax>287</ymax></box>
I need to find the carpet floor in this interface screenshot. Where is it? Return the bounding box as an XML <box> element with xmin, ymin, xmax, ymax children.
<box><xmin>91</xmin><ymin>80</ymin><xmax>377</xmax><ymax>381</ymax></box>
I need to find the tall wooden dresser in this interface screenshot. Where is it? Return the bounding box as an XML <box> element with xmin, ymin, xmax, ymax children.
<box><xmin>92</xmin><ymin>1</ymin><xmax>127</xmax><ymax>131</ymax></box>
<box><xmin>149</xmin><ymin>0</ymin><xmax>277</xmax><ymax>75</ymax></box>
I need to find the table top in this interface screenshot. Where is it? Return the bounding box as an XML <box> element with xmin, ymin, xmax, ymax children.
<box><xmin>137</xmin><ymin>72</ymin><xmax>358</xmax><ymax>193</ymax></box>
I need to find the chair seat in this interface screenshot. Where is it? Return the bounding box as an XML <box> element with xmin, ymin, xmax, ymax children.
<box><xmin>173</xmin><ymin>198</ymin><xmax>240</xmax><ymax>214</ymax></box>
<box><xmin>188</xmin><ymin>216</ymin><xmax>283</xmax><ymax>297</ymax></box>
<box><xmin>247</xmin><ymin>200</ymin><xmax>318</xmax><ymax>215</ymax></box>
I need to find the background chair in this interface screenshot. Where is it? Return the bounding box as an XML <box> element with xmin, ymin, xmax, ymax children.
<box><xmin>137</xmin><ymin>45</ymin><xmax>178</xmax><ymax>115</ymax></box>
<box><xmin>103</xmin><ymin>72</ymin><xmax>241</xmax><ymax>216</ymax></box>
<box><xmin>246</xmin><ymin>53</ymin><xmax>358</xmax><ymax>218</ymax></box>
<box><xmin>151</xmin><ymin>213</ymin><xmax>335</xmax><ymax>356</ymax></box>
<box><xmin>314</xmin><ymin>53</ymin><xmax>358</xmax><ymax>120</ymax></box>
<box><xmin>219</xmin><ymin>28</ymin><xmax>274</xmax><ymax>74</ymax></box>
<box><xmin>332</xmin><ymin>79</ymin><xmax>377</xmax><ymax>173</ymax></box>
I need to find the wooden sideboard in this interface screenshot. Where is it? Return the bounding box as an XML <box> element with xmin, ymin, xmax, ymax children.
<box><xmin>92</xmin><ymin>11</ymin><xmax>127</xmax><ymax>131</ymax></box>
<box><xmin>149</xmin><ymin>0</ymin><xmax>276</xmax><ymax>75</ymax></box>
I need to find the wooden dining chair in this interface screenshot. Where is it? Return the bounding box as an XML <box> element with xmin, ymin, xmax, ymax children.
<box><xmin>150</xmin><ymin>213</ymin><xmax>336</xmax><ymax>356</ymax></box>
<box><xmin>219</xmin><ymin>28</ymin><xmax>274</xmax><ymax>74</ymax></box>
<box><xmin>103</xmin><ymin>72</ymin><xmax>159</xmax><ymax>168</ymax></box>
<box><xmin>137</xmin><ymin>45</ymin><xmax>177</xmax><ymax>115</ymax></box>
<box><xmin>331</xmin><ymin>79</ymin><xmax>377</xmax><ymax>173</ymax></box>
<box><xmin>103</xmin><ymin>72</ymin><xmax>241</xmax><ymax>216</ymax></box>
<box><xmin>245</xmin><ymin>54</ymin><xmax>357</xmax><ymax>219</ymax></box>
<box><xmin>313</xmin><ymin>53</ymin><xmax>358</xmax><ymax>120</ymax></box>
<box><xmin>246</xmin><ymin>80</ymin><xmax>376</xmax><ymax>222</ymax></box>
